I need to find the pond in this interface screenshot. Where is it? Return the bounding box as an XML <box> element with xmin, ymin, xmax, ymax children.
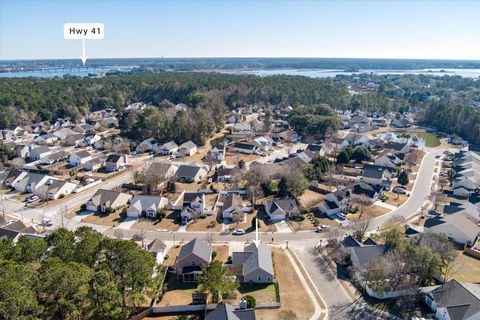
<box><xmin>376</xmin><ymin>131</ymin><xmax>440</xmax><ymax>148</ymax></box>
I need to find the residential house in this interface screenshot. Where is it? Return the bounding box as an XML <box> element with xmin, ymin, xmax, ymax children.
<box><xmin>136</xmin><ymin>138</ymin><xmax>158</xmax><ymax>153</ymax></box>
<box><xmin>175</xmin><ymin>141</ymin><xmax>197</xmax><ymax>157</ymax></box>
<box><xmin>126</xmin><ymin>195</ymin><xmax>168</xmax><ymax>218</ymax></box>
<box><xmin>384</xmin><ymin>142</ymin><xmax>412</xmax><ymax>159</ymax></box>
<box><xmin>14</xmin><ymin>173</ymin><xmax>52</xmax><ymax>193</ymax></box>
<box><xmin>84</xmin><ymin>134</ymin><xmax>101</xmax><ymax>146</ymax></box>
<box><xmin>82</xmin><ymin>157</ymin><xmax>105</xmax><ymax>172</ymax></box>
<box><xmin>230</xmin><ymin>243</ymin><xmax>274</xmax><ymax>283</ymax></box>
<box><xmin>147</xmin><ymin>239</ymin><xmax>168</xmax><ymax>264</ymax></box>
<box><xmin>85</xmin><ymin>189</ymin><xmax>132</xmax><ymax>213</ymax></box>
<box><xmin>40</xmin><ymin>150</ymin><xmax>68</xmax><ymax>165</ymax></box>
<box><xmin>352</xmin><ymin>182</ymin><xmax>382</xmax><ymax>202</ymax></box>
<box><xmin>341</xmin><ymin>133</ymin><xmax>371</xmax><ymax>149</ymax></box>
<box><xmin>176</xmin><ymin>238</ymin><xmax>212</xmax><ymax>281</ymax></box>
<box><xmin>72</xmin><ymin>124</ymin><xmax>94</xmax><ymax>134</ymax></box>
<box><xmin>176</xmin><ymin>164</ymin><xmax>208</xmax><ymax>183</ymax></box>
<box><xmin>222</xmin><ymin>193</ymin><xmax>243</xmax><ymax>220</ymax></box>
<box><xmin>424</xmin><ymin>279</ymin><xmax>480</xmax><ymax>320</ymax></box>
<box><xmin>231</xmin><ymin>141</ymin><xmax>260</xmax><ymax>155</ymax></box>
<box><xmin>34</xmin><ymin>133</ymin><xmax>58</xmax><ymax>145</ymax></box>
<box><xmin>0</xmin><ymin>170</ymin><xmax>27</xmax><ymax>188</ymax></box>
<box><xmin>146</xmin><ymin>162</ymin><xmax>179</xmax><ymax>181</ymax></box>
<box><xmin>349</xmin><ymin>244</ymin><xmax>389</xmax><ymax>273</ymax></box>
<box><xmin>306</xmin><ymin>144</ymin><xmax>325</xmax><ymax>156</ymax></box>
<box><xmin>69</xmin><ymin>150</ymin><xmax>93</xmax><ymax>167</ymax></box>
<box><xmin>264</xmin><ymin>199</ymin><xmax>300</xmax><ymax>221</ymax></box>
<box><xmin>0</xmin><ymin>220</ymin><xmax>37</xmax><ymax>241</ymax></box>
<box><xmin>14</xmin><ymin>144</ymin><xmax>30</xmax><ymax>159</ymax></box>
<box><xmin>155</xmin><ymin>141</ymin><xmax>178</xmax><ymax>155</ymax></box>
<box><xmin>360</xmin><ymin>165</ymin><xmax>392</xmax><ymax>188</ymax></box>
<box><xmin>65</xmin><ymin>133</ymin><xmax>85</xmax><ymax>146</ymax></box>
<box><xmin>205</xmin><ymin>303</ymin><xmax>256</xmax><ymax>320</ymax></box>
<box><xmin>29</xmin><ymin>146</ymin><xmax>52</xmax><ymax>161</ymax></box>
<box><xmin>181</xmin><ymin>192</ymin><xmax>207</xmax><ymax>220</ymax></box>
<box><xmin>254</xmin><ymin>136</ymin><xmax>274</xmax><ymax>151</ymax></box>
<box><xmin>217</xmin><ymin>166</ymin><xmax>234</xmax><ymax>182</ymax></box>
<box><xmin>53</xmin><ymin>128</ymin><xmax>76</xmax><ymax>141</ymax></box>
<box><xmin>232</xmin><ymin>122</ymin><xmax>252</xmax><ymax>136</ymax></box>
<box><xmin>316</xmin><ymin>188</ymin><xmax>352</xmax><ymax>218</ymax></box>
<box><xmin>36</xmin><ymin>179</ymin><xmax>77</xmax><ymax>200</ymax></box>
<box><xmin>374</xmin><ymin>152</ymin><xmax>401</xmax><ymax>170</ymax></box>
<box><xmin>105</xmin><ymin>154</ymin><xmax>128</xmax><ymax>172</ymax></box>
<box><xmin>424</xmin><ymin>204</ymin><xmax>479</xmax><ymax>245</ymax></box>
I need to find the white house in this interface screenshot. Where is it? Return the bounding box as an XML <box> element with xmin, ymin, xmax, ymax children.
<box><xmin>155</xmin><ymin>141</ymin><xmax>178</xmax><ymax>155</ymax></box>
<box><xmin>37</xmin><ymin>180</ymin><xmax>77</xmax><ymax>200</ymax></box>
<box><xmin>175</xmin><ymin>141</ymin><xmax>197</xmax><ymax>157</ymax></box>
<box><xmin>105</xmin><ymin>154</ymin><xmax>128</xmax><ymax>172</ymax></box>
<box><xmin>264</xmin><ymin>199</ymin><xmax>300</xmax><ymax>221</ymax></box>
<box><xmin>136</xmin><ymin>138</ymin><xmax>158</xmax><ymax>153</ymax></box>
<box><xmin>176</xmin><ymin>164</ymin><xmax>209</xmax><ymax>183</ymax></box>
<box><xmin>316</xmin><ymin>189</ymin><xmax>352</xmax><ymax>218</ymax></box>
<box><xmin>126</xmin><ymin>195</ymin><xmax>168</xmax><ymax>218</ymax></box>
<box><xmin>29</xmin><ymin>146</ymin><xmax>52</xmax><ymax>161</ymax></box>
<box><xmin>14</xmin><ymin>173</ymin><xmax>52</xmax><ymax>193</ymax></box>
<box><xmin>69</xmin><ymin>150</ymin><xmax>93</xmax><ymax>166</ymax></box>
<box><xmin>221</xmin><ymin>193</ymin><xmax>243</xmax><ymax>219</ymax></box>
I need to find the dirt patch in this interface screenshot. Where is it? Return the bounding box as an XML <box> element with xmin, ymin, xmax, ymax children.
<box><xmin>175</xmin><ymin>182</ymin><xmax>201</xmax><ymax>192</ymax></box>
<box><xmin>383</xmin><ymin>192</ymin><xmax>408</xmax><ymax>207</ymax></box>
<box><xmin>164</xmin><ymin>246</ymin><xmax>180</xmax><ymax>267</ymax></box>
<box><xmin>288</xmin><ymin>218</ymin><xmax>316</xmax><ymax>231</ymax></box>
<box><xmin>238</xmin><ymin>210</ymin><xmax>276</xmax><ymax>233</ymax></box>
<box><xmin>187</xmin><ymin>215</ymin><xmax>223</xmax><ymax>232</ymax></box>
<box><xmin>255</xmin><ymin>249</ymin><xmax>315</xmax><ymax>320</ymax></box>
<box><xmin>452</xmin><ymin>251</ymin><xmax>480</xmax><ymax>283</ymax></box>
<box><xmin>212</xmin><ymin>245</ymin><xmax>230</xmax><ymax>263</ymax></box>
<box><xmin>82</xmin><ymin>211</ymin><xmax>126</xmax><ymax>227</ymax></box>
<box><xmin>348</xmin><ymin>204</ymin><xmax>390</xmax><ymax>220</ymax></box>
<box><xmin>224</xmin><ymin>153</ymin><xmax>261</xmax><ymax>166</ymax></box>
<box><xmin>298</xmin><ymin>190</ymin><xmax>325</xmax><ymax>208</ymax></box>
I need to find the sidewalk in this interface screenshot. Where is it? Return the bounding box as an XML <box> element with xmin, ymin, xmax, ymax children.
<box><xmin>374</xmin><ymin>200</ymin><xmax>397</xmax><ymax>211</ymax></box>
<box><xmin>115</xmin><ymin>217</ymin><xmax>137</xmax><ymax>229</ymax></box>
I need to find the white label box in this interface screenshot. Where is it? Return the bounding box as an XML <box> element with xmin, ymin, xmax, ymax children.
<box><xmin>64</xmin><ymin>23</ymin><xmax>104</xmax><ymax>40</ymax></box>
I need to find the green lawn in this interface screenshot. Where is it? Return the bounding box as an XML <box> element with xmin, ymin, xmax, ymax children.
<box><xmin>235</xmin><ymin>283</ymin><xmax>278</xmax><ymax>304</ymax></box>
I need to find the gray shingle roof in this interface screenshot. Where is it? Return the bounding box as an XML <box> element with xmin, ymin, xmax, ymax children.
<box><xmin>206</xmin><ymin>303</ymin><xmax>256</xmax><ymax>320</ymax></box>
<box><xmin>147</xmin><ymin>239</ymin><xmax>167</xmax><ymax>253</ymax></box>
<box><xmin>428</xmin><ymin>280</ymin><xmax>480</xmax><ymax>320</ymax></box>
<box><xmin>242</xmin><ymin>243</ymin><xmax>274</xmax><ymax>277</ymax></box>
<box><xmin>178</xmin><ymin>238</ymin><xmax>211</xmax><ymax>264</ymax></box>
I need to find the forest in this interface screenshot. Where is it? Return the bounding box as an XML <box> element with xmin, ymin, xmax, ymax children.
<box><xmin>0</xmin><ymin>227</ymin><xmax>161</xmax><ymax>320</ymax></box>
<box><xmin>2</xmin><ymin>71</ymin><xmax>480</xmax><ymax>144</ymax></box>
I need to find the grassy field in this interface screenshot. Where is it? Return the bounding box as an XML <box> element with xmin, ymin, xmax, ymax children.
<box><xmin>452</xmin><ymin>251</ymin><xmax>480</xmax><ymax>283</ymax></box>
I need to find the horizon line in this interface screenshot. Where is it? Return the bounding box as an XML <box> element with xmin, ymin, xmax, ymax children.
<box><xmin>1</xmin><ymin>56</ymin><xmax>480</xmax><ymax>63</ymax></box>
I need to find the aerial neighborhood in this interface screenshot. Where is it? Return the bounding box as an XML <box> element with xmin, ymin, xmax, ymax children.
<box><xmin>1</xmin><ymin>72</ymin><xmax>480</xmax><ymax>320</ymax></box>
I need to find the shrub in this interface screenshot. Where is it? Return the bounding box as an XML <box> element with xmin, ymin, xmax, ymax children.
<box><xmin>242</xmin><ymin>295</ymin><xmax>256</xmax><ymax>308</ymax></box>
<box><xmin>80</xmin><ymin>204</ymin><xmax>86</xmax><ymax>211</ymax></box>
<box><xmin>105</xmin><ymin>207</ymin><xmax>115</xmax><ymax>214</ymax></box>
<box><xmin>293</xmin><ymin>215</ymin><xmax>305</xmax><ymax>222</ymax></box>
<box><xmin>199</xmin><ymin>215</ymin><xmax>206</xmax><ymax>219</ymax></box>
<box><xmin>212</xmin><ymin>251</ymin><xmax>217</xmax><ymax>260</ymax></box>
<box><xmin>59</xmin><ymin>194</ymin><xmax>65</xmax><ymax>199</ymax></box>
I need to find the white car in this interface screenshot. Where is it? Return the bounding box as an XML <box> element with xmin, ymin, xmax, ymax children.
<box><xmin>232</xmin><ymin>229</ymin><xmax>245</xmax><ymax>235</ymax></box>
<box><xmin>42</xmin><ymin>218</ymin><xmax>54</xmax><ymax>226</ymax></box>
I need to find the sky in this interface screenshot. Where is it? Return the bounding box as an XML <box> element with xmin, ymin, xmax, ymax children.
<box><xmin>1</xmin><ymin>0</ymin><xmax>479</xmax><ymax>60</ymax></box>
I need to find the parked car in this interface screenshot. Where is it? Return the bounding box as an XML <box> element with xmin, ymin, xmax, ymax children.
<box><xmin>26</xmin><ymin>194</ymin><xmax>39</xmax><ymax>203</ymax></box>
<box><xmin>232</xmin><ymin>229</ymin><xmax>245</xmax><ymax>235</ymax></box>
<box><xmin>315</xmin><ymin>225</ymin><xmax>329</xmax><ymax>233</ymax></box>
<box><xmin>439</xmin><ymin>171</ymin><xmax>449</xmax><ymax>176</ymax></box>
<box><xmin>392</xmin><ymin>186</ymin><xmax>407</xmax><ymax>194</ymax></box>
<box><xmin>428</xmin><ymin>209</ymin><xmax>441</xmax><ymax>216</ymax></box>
<box><xmin>42</xmin><ymin>217</ymin><xmax>54</xmax><ymax>226</ymax></box>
